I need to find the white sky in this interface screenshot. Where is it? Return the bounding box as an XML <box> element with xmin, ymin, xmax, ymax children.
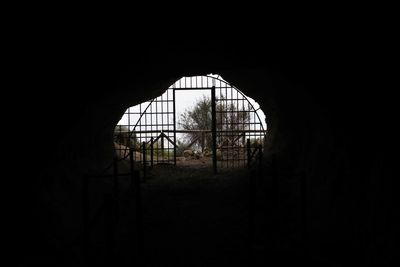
<box><xmin>117</xmin><ymin>74</ymin><xmax>267</xmax><ymax>137</ymax></box>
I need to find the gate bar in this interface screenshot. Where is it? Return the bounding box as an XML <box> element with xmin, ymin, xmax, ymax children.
<box><xmin>113</xmin><ymin>156</ymin><xmax>119</xmax><ymax>223</ymax></box>
<box><xmin>142</xmin><ymin>141</ymin><xmax>147</xmax><ymax>181</ymax></box>
<box><xmin>247</xmin><ymin>139</ymin><xmax>251</xmax><ymax>169</ymax></box>
<box><xmin>121</xmin><ymin>129</ymin><xmax>266</xmax><ymax>134</ymax></box>
<box><xmin>211</xmin><ymin>86</ymin><xmax>217</xmax><ymax>174</ymax></box>
<box><xmin>173</xmin><ymin>88</ymin><xmax>177</xmax><ymax>165</ymax></box>
<box><xmin>82</xmin><ymin>174</ymin><xmax>89</xmax><ymax>265</ymax></box>
<box><xmin>150</xmin><ymin>137</ymin><xmax>154</xmax><ymax>167</ymax></box>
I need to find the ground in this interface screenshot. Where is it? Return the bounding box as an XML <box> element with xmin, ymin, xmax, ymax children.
<box><xmin>86</xmin><ymin>161</ymin><xmax>337</xmax><ymax>266</ymax></box>
<box><xmin>138</xmin><ymin>164</ymin><xmax>250</xmax><ymax>266</ymax></box>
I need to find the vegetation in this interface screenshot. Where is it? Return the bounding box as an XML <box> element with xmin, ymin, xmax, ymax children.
<box><xmin>178</xmin><ymin>96</ymin><xmax>250</xmax><ymax>151</ymax></box>
<box><xmin>114</xmin><ymin>125</ymin><xmax>140</xmax><ymax>150</ymax></box>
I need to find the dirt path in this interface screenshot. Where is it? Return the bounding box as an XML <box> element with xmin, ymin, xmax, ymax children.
<box><xmin>139</xmin><ymin>165</ymin><xmax>251</xmax><ymax>266</ymax></box>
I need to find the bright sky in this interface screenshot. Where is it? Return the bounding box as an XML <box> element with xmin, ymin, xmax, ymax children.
<box><xmin>117</xmin><ymin>74</ymin><xmax>267</xmax><ymax>136</ymax></box>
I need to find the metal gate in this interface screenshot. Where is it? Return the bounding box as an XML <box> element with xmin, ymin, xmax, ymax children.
<box><xmin>114</xmin><ymin>75</ymin><xmax>266</xmax><ymax>172</ymax></box>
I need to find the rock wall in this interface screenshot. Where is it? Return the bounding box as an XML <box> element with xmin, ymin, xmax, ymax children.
<box><xmin>10</xmin><ymin>27</ymin><xmax>394</xmax><ymax>266</ymax></box>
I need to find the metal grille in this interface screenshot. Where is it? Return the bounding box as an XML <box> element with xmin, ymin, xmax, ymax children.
<box><xmin>114</xmin><ymin>75</ymin><xmax>266</xmax><ymax>171</ymax></box>
<box><xmin>114</xmin><ymin>87</ymin><xmax>176</xmax><ymax>165</ymax></box>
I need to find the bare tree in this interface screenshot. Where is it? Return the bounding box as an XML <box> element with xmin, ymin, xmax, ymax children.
<box><xmin>178</xmin><ymin>96</ymin><xmax>250</xmax><ymax>151</ymax></box>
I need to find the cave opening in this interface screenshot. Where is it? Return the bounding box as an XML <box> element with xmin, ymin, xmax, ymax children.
<box><xmin>78</xmin><ymin>74</ymin><xmax>270</xmax><ymax>265</ymax></box>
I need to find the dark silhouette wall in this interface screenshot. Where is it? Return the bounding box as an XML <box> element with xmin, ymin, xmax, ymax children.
<box><xmin>10</xmin><ymin>23</ymin><xmax>394</xmax><ymax>266</ymax></box>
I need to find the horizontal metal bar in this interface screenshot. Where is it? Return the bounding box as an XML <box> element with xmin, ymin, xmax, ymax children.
<box><xmin>215</xmin><ymin>98</ymin><xmax>248</xmax><ymax>101</ymax></box>
<box><xmin>173</xmin><ymin>87</ymin><xmax>214</xmax><ymax>91</ymax></box>
<box><xmin>134</xmin><ymin>125</ymin><xmax>175</xmax><ymax>127</ymax></box>
<box><xmin>123</xmin><ymin>112</ymin><xmax>174</xmax><ymax>115</ymax></box>
<box><xmin>216</xmin><ymin>122</ymin><xmax>263</xmax><ymax>125</ymax></box>
<box><xmin>215</xmin><ymin>110</ymin><xmax>253</xmax><ymax>113</ymax></box>
<box><xmin>87</xmin><ymin>172</ymin><xmax>132</xmax><ymax>178</ymax></box>
<box><xmin>116</xmin><ymin>129</ymin><xmax>266</xmax><ymax>134</ymax></box>
<box><xmin>173</xmin><ymin>86</ymin><xmax>247</xmax><ymax>90</ymax></box>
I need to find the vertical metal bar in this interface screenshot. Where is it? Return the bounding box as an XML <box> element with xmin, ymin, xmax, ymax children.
<box><xmin>301</xmin><ymin>171</ymin><xmax>308</xmax><ymax>246</ymax></box>
<box><xmin>231</xmin><ymin>83</ymin><xmax>233</xmax><ymax>168</ymax></box>
<box><xmin>150</xmin><ymin>137</ymin><xmax>154</xmax><ymax>167</ymax></box>
<box><xmin>161</xmin><ymin>93</ymin><xmax>164</xmax><ymax>162</ymax></box>
<box><xmin>247</xmin><ymin>138</ymin><xmax>251</xmax><ymax>169</ymax></box>
<box><xmin>82</xmin><ymin>174</ymin><xmax>89</xmax><ymax>265</ymax></box>
<box><xmin>271</xmin><ymin>153</ymin><xmax>278</xmax><ymax>246</ymax></box>
<box><xmin>258</xmin><ymin>144</ymin><xmax>263</xmax><ymax>187</ymax></box>
<box><xmin>258</xmin><ymin>144</ymin><xmax>263</xmax><ymax>172</ymax></box>
<box><xmin>142</xmin><ymin>141</ymin><xmax>146</xmax><ymax>181</ymax></box>
<box><xmin>113</xmin><ymin>156</ymin><xmax>119</xmax><ymax>198</ymax></box>
<box><xmin>166</xmin><ymin>88</ymin><xmax>169</xmax><ymax>163</ymax></box>
<box><xmin>113</xmin><ymin>156</ymin><xmax>119</xmax><ymax>223</ymax></box>
<box><xmin>127</xmin><ymin>107</ymin><xmax>130</xmax><ymax>144</ymax></box>
<box><xmin>131</xmin><ymin>145</ymin><xmax>142</xmax><ymax>264</ymax></box>
<box><xmin>248</xmin><ymin>169</ymin><xmax>255</xmax><ymax>259</ymax></box>
<box><xmin>173</xmin><ymin>88</ymin><xmax>177</xmax><ymax>165</ymax></box>
<box><xmin>155</xmin><ymin>98</ymin><xmax>158</xmax><ymax>164</ymax></box>
<box><xmin>134</xmin><ymin>169</ymin><xmax>143</xmax><ymax>265</ymax></box>
<box><xmin>139</xmin><ymin>103</ymin><xmax>142</xmax><ymax>162</ymax></box>
<box><xmin>219</xmin><ymin>87</ymin><xmax>223</xmax><ymax>168</ymax></box>
<box><xmin>211</xmin><ymin>86</ymin><xmax>217</xmax><ymax>174</ymax></box>
<box><xmin>161</xmin><ymin>133</ymin><xmax>164</xmax><ymax>161</ymax></box>
<box><xmin>104</xmin><ymin>193</ymin><xmax>114</xmax><ymax>265</ymax></box>
<box><xmin>201</xmin><ymin>132</ymin><xmax>205</xmax><ymax>153</ymax></box>
<box><xmin>129</xmin><ymin>148</ymin><xmax>135</xmax><ymax>193</ymax></box>
<box><xmin>225</xmin><ymin>81</ymin><xmax>228</xmax><ymax>169</ymax></box>
<box><xmin>236</xmin><ymin>88</ymin><xmax>239</xmax><ymax>169</ymax></box>
<box><xmin>243</xmin><ymin>96</ymin><xmax>246</xmax><ymax>167</ymax></box>
<box><xmin>150</xmin><ymin>99</ymin><xmax>153</xmax><ymax>162</ymax></box>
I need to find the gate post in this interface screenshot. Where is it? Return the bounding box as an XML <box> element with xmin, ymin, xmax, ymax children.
<box><xmin>129</xmin><ymin>147</ymin><xmax>135</xmax><ymax>192</ymax></box>
<box><xmin>247</xmin><ymin>139</ymin><xmax>251</xmax><ymax>169</ymax></box>
<box><xmin>113</xmin><ymin>156</ymin><xmax>119</xmax><ymax>199</ymax></box>
<box><xmin>104</xmin><ymin>193</ymin><xmax>114</xmax><ymax>265</ymax></box>
<box><xmin>301</xmin><ymin>171</ymin><xmax>308</xmax><ymax>248</ymax></box>
<box><xmin>142</xmin><ymin>141</ymin><xmax>147</xmax><ymax>181</ymax></box>
<box><xmin>211</xmin><ymin>86</ymin><xmax>217</xmax><ymax>174</ymax></box>
<box><xmin>82</xmin><ymin>174</ymin><xmax>89</xmax><ymax>265</ymax></box>
<box><xmin>150</xmin><ymin>137</ymin><xmax>154</xmax><ymax>168</ymax></box>
<box><xmin>134</xmin><ymin>169</ymin><xmax>143</xmax><ymax>265</ymax></box>
<box><xmin>160</xmin><ymin>133</ymin><xmax>164</xmax><ymax>161</ymax></box>
<box><xmin>258</xmin><ymin>144</ymin><xmax>263</xmax><ymax>174</ymax></box>
<box><xmin>113</xmin><ymin>156</ymin><xmax>119</xmax><ymax>223</ymax></box>
<box><xmin>173</xmin><ymin>88</ymin><xmax>177</xmax><ymax>165</ymax></box>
